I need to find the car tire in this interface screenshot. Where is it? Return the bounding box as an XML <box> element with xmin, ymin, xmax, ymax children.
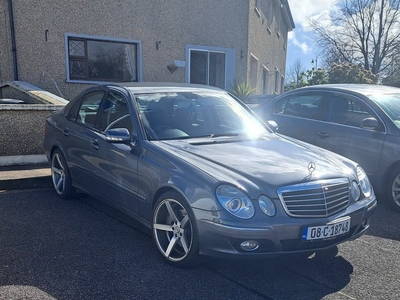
<box><xmin>51</xmin><ymin>149</ymin><xmax>77</xmax><ymax>199</ymax></box>
<box><xmin>387</xmin><ymin>168</ymin><xmax>400</xmax><ymax>212</ymax></box>
<box><xmin>152</xmin><ymin>191</ymin><xmax>200</xmax><ymax>268</ymax></box>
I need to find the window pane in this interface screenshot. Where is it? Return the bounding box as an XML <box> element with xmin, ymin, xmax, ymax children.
<box><xmin>78</xmin><ymin>91</ymin><xmax>104</xmax><ymax>127</ymax></box>
<box><xmin>190</xmin><ymin>50</ymin><xmax>208</xmax><ymax>85</ymax></box>
<box><xmin>250</xmin><ymin>56</ymin><xmax>258</xmax><ymax>89</ymax></box>
<box><xmin>87</xmin><ymin>40</ymin><xmax>136</xmax><ymax>81</ymax></box>
<box><xmin>70</xmin><ymin>60</ymin><xmax>86</xmax><ymax>78</ymax></box>
<box><xmin>326</xmin><ymin>97</ymin><xmax>377</xmax><ymax>127</ymax></box>
<box><xmin>98</xmin><ymin>92</ymin><xmax>132</xmax><ymax>132</ymax></box>
<box><xmin>274</xmin><ymin>70</ymin><xmax>280</xmax><ymax>93</ymax></box>
<box><xmin>69</xmin><ymin>40</ymin><xmax>85</xmax><ymax>57</ymax></box>
<box><xmin>209</xmin><ymin>52</ymin><xmax>226</xmax><ymax>89</ymax></box>
<box><xmin>263</xmin><ymin>69</ymin><xmax>269</xmax><ymax>94</ymax></box>
<box><xmin>281</xmin><ymin>95</ymin><xmax>322</xmax><ymax>119</ymax></box>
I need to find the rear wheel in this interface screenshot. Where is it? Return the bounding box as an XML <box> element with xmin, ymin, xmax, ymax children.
<box><xmin>51</xmin><ymin>149</ymin><xmax>77</xmax><ymax>199</ymax></box>
<box><xmin>152</xmin><ymin>191</ymin><xmax>200</xmax><ymax>267</ymax></box>
<box><xmin>387</xmin><ymin>167</ymin><xmax>400</xmax><ymax>212</ymax></box>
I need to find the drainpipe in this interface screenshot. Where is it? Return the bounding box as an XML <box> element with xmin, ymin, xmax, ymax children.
<box><xmin>8</xmin><ymin>0</ymin><xmax>19</xmax><ymax>81</ymax></box>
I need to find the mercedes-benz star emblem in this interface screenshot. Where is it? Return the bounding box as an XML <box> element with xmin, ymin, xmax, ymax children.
<box><xmin>308</xmin><ymin>162</ymin><xmax>316</xmax><ymax>175</ymax></box>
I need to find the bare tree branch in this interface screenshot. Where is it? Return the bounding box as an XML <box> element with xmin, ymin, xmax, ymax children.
<box><xmin>309</xmin><ymin>0</ymin><xmax>400</xmax><ymax>78</ymax></box>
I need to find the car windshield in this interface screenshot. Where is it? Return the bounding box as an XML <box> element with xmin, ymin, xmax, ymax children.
<box><xmin>131</xmin><ymin>90</ymin><xmax>269</xmax><ymax>140</ymax></box>
<box><xmin>369</xmin><ymin>93</ymin><xmax>400</xmax><ymax>128</ymax></box>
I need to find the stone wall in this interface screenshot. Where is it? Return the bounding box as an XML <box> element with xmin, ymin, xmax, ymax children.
<box><xmin>0</xmin><ymin>104</ymin><xmax>64</xmax><ymax>156</ymax></box>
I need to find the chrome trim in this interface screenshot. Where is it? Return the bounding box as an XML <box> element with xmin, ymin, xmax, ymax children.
<box><xmin>277</xmin><ymin>178</ymin><xmax>350</xmax><ymax>218</ymax></box>
<box><xmin>200</xmin><ymin>219</ymin><xmax>272</xmax><ymax>233</ymax></box>
<box><xmin>367</xmin><ymin>199</ymin><xmax>378</xmax><ymax>211</ymax></box>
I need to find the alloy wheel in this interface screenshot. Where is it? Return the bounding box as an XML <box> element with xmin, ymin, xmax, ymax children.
<box><xmin>51</xmin><ymin>152</ymin><xmax>66</xmax><ymax>195</ymax></box>
<box><xmin>391</xmin><ymin>174</ymin><xmax>400</xmax><ymax>208</ymax></box>
<box><xmin>153</xmin><ymin>198</ymin><xmax>193</xmax><ymax>262</ymax></box>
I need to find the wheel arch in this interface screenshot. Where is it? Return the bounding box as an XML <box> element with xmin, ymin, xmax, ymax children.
<box><xmin>49</xmin><ymin>142</ymin><xmax>67</xmax><ymax>161</ymax></box>
<box><xmin>152</xmin><ymin>186</ymin><xmax>188</xmax><ymax>210</ymax></box>
<box><xmin>382</xmin><ymin>161</ymin><xmax>400</xmax><ymax>190</ymax></box>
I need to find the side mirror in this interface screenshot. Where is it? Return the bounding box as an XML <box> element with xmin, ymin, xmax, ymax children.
<box><xmin>105</xmin><ymin>128</ymin><xmax>131</xmax><ymax>143</ymax></box>
<box><xmin>361</xmin><ymin>117</ymin><xmax>379</xmax><ymax>130</ymax></box>
<box><xmin>267</xmin><ymin>120</ymin><xmax>278</xmax><ymax>132</ymax></box>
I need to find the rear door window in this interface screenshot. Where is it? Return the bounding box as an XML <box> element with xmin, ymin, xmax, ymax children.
<box><xmin>274</xmin><ymin>94</ymin><xmax>323</xmax><ymax>120</ymax></box>
<box><xmin>271</xmin><ymin>93</ymin><xmax>326</xmax><ymax>144</ymax></box>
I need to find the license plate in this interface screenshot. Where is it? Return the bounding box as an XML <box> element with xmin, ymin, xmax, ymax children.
<box><xmin>302</xmin><ymin>217</ymin><xmax>351</xmax><ymax>241</ymax></box>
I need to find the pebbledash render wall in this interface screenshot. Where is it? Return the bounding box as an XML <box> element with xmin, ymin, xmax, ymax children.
<box><xmin>0</xmin><ymin>105</ymin><xmax>63</xmax><ymax>157</ymax></box>
<box><xmin>0</xmin><ymin>0</ymin><xmax>292</xmax><ymax>100</ymax></box>
<box><xmin>0</xmin><ymin>84</ymin><xmax>66</xmax><ymax>158</ymax></box>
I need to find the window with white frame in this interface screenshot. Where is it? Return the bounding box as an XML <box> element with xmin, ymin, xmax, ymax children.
<box><xmin>66</xmin><ymin>34</ymin><xmax>140</xmax><ymax>83</ymax></box>
<box><xmin>281</xmin><ymin>75</ymin><xmax>285</xmax><ymax>94</ymax></box>
<box><xmin>262</xmin><ymin>67</ymin><xmax>269</xmax><ymax>94</ymax></box>
<box><xmin>274</xmin><ymin>67</ymin><xmax>280</xmax><ymax>94</ymax></box>
<box><xmin>250</xmin><ymin>55</ymin><xmax>258</xmax><ymax>90</ymax></box>
<box><xmin>186</xmin><ymin>45</ymin><xmax>235</xmax><ymax>89</ymax></box>
<box><xmin>189</xmin><ymin>50</ymin><xmax>226</xmax><ymax>89</ymax></box>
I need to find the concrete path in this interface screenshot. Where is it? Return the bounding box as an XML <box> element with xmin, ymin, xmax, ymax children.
<box><xmin>0</xmin><ymin>163</ymin><xmax>52</xmax><ymax>190</ymax></box>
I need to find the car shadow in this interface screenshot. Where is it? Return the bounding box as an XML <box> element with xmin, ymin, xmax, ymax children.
<box><xmin>204</xmin><ymin>246</ymin><xmax>353</xmax><ymax>300</ymax></box>
<box><xmin>83</xmin><ymin>193</ymin><xmax>355</xmax><ymax>299</ymax></box>
<box><xmin>366</xmin><ymin>194</ymin><xmax>400</xmax><ymax>242</ymax></box>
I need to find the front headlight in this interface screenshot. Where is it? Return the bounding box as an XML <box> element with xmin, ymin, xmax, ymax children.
<box><xmin>357</xmin><ymin>166</ymin><xmax>372</xmax><ymax>198</ymax></box>
<box><xmin>216</xmin><ymin>185</ymin><xmax>254</xmax><ymax>219</ymax></box>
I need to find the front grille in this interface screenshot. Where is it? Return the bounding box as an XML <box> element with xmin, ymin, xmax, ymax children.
<box><xmin>277</xmin><ymin>178</ymin><xmax>350</xmax><ymax>217</ymax></box>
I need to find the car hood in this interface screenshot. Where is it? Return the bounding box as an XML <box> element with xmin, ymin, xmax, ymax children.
<box><xmin>154</xmin><ymin>135</ymin><xmax>355</xmax><ymax>197</ymax></box>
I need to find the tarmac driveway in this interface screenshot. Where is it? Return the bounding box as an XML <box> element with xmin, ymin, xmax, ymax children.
<box><xmin>0</xmin><ymin>188</ymin><xmax>399</xmax><ymax>300</ymax></box>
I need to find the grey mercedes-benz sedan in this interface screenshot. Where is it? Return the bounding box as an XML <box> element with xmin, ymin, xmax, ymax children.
<box><xmin>43</xmin><ymin>82</ymin><xmax>376</xmax><ymax>267</ymax></box>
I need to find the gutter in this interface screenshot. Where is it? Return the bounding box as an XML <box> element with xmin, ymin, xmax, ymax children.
<box><xmin>8</xmin><ymin>0</ymin><xmax>19</xmax><ymax>80</ymax></box>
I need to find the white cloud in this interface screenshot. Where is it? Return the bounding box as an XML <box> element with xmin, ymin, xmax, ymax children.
<box><xmin>289</xmin><ymin>32</ymin><xmax>310</xmax><ymax>54</ymax></box>
<box><xmin>287</xmin><ymin>0</ymin><xmax>338</xmax><ymax>30</ymax></box>
<box><xmin>285</xmin><ymin>0</ymin><xmax>339</xmax><ymax>67</ymax></box>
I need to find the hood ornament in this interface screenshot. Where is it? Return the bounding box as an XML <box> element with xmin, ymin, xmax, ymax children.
<box><xmin>308</xmin><ymin>162</ymin><xmax>316</xmax><ymax>175</ymax></box>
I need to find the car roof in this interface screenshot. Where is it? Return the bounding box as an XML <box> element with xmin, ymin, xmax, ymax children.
<box><xmin>104</xmin><ymin>82</ymin><xmax>225</xmax><ymax>94</ymax></box>
<box><xmin>290</xmin><ymin>84</ymin><xmax>400</xmax><ymax>97</ymax></box>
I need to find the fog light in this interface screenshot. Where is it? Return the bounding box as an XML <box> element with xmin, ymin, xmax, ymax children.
<box><xmin>240</xmin><ymin>240</ymin><xmax>259</xmax><ymax>251</ymax></box>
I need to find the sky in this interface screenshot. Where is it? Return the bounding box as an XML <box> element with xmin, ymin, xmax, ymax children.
<box><xmin>286</xmin><ymin>0</ymin><xmax>338</xmax><ymax>73</ymax></box>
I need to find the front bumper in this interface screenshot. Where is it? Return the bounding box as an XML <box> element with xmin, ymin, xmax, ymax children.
<box><xmin>194</xmin><ymin>196</ymin><xmax>377</xmax><ymax>258</ymax></box>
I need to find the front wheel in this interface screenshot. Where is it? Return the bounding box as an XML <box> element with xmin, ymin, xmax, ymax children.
<box><xmin>387</xmin><ymin>168</ymin><xmax>400</xmax><ymax>212</ymax></box>
<box><xmin>51</xmin><ymin>149</ymin><xmax>77</xmax><ymax>199</ymax></box>
<box><xmin>152</xmin><ymin>192</ymin><xmax>200</xmax><ymax>267</ymax></box>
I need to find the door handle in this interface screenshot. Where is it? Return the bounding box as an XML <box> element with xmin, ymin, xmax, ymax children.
<box><xmin>317</xmin><ymin>132</ymin><xmax>330</xmax><ymax>138</ymax></box>
<box><xmin>91</xmin><ymin>139</ymin><xmax>100</xmax><ymax>150</ymax></box>
<box><xmin>63</xmin><ymin>128</ymin><xmax>69</xmax><ymax>137</ymax></box>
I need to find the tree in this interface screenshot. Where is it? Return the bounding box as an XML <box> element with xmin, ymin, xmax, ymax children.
<box><xmin>306</xmin><ymin>68</ymin><xmax>330</xmax><ymax>85</ymax></box>
<box><xmin>286</xmin><ymin>58</ymin><xmax>306</xmax><ymax>87</ymax></box>
<box><xmin>329</xmin><ymin>63</ymin><xmax>379</xmax><ymax>83</ymax></box>
<box><xmin>310</xmin><ymin>0</ymin><xmax>400</xmax><ymax>77</ymax></box>
<box><xmin>286</xmin><ymin>68</ymin><xmax>329</xmax><ymax>90</ymax></box>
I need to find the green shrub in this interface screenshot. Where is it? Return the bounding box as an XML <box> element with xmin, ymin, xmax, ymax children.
<box><xmin>230</xmin><ymin>81</ymin><xmax>255</xmax><ymax>102</ymax></box>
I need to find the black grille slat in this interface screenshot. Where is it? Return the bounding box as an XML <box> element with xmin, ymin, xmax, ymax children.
<box><xmin>278</xmin><ymin>179</ymin><xmax>350</xmax><ymax>217</ymax></box>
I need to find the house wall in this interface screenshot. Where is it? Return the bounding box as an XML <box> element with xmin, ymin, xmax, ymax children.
<box><xmin>0</xmin><ymin>0</ymin><xmax>290</xmax><ymax>100</ymax></box>
<box><xmin>248</xmin><ymin>0</ymin><xmax>290</xmax><ymax>94</ymax></box>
